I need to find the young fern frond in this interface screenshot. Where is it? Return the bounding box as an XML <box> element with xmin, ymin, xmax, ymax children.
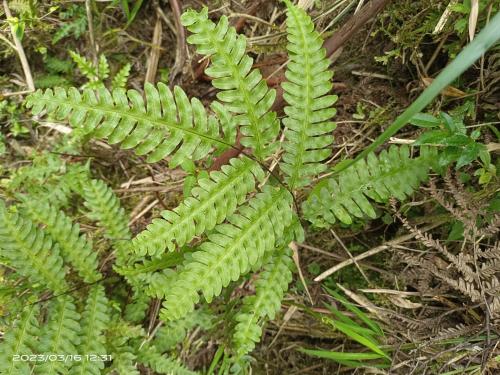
<box><xmin>70</xmin><ymin>285</ymin><xmax>109</xmax><ymax>375</ymax></box>
<box><xmin>112</xmin><ymin>63</ymin><xmax>131</xmax><ymax>90</ymax></box>
<box><xmin>69</xmin><ymin>51</ymin><xmax>98</xmax><ymax>82</ymax></box>
<box><xmin>0</xmin><ymin>201</ymin><xmax>68</xmax><ymax>292</ymax></box>
<box><xmin>131</xmin><ymin>157</ymin><xmax>265</xmax><ymax>257</ymax></box>
<box><xmin>303</xmin><ymin>145</ymin><xmax>436</xmax><ymax>227</ymax></box>
<box><xmin>181</xmin><ymin>7</ymin><xmax>279</xmax><ymax>158</ymax></box>
<box><xmin>97</xmin><ymin>55</ymin><xmax>110</xmax><ymax>81</ymax></box>
<box><xmin>161</xmin><ymin>186</ymin><xmax>294</xmax><ymax>321</ymax></box>
<box><xmin>280</xmin><ymin>0</ymin><xmax>337</xmax><ymax>188</ymax></box>
<box><xmin>232</xmin><ymin>248</ymin><xmax>294</xmax><ymax>358</ymax></box>
<box><xmin>137</xmin><ymin>345</ymin><xmax>198</xmax><ymax>375</ymax></box>
<box><xmin>20</xmin><ymin>200</ymin><xmax>101</xmax><ymax>283</ymax></box>
<box><xmin>0</xmin><ymin>305</ymin><xmax>39</xmax><ymax>375</ymax></box>
<box><xmin>26</xmin><ymin>83</ymin><xmax>224</xmax><ymax>166</ymax></box>
<box><xmin>81</xmin><ymin>179</ymin><xmax>131</xmax><ymax>262</ymax></box>
<box><xmin>34</xmin><ymin>296</ymin><xmax>81</xmax><ymax>375</ymax></box>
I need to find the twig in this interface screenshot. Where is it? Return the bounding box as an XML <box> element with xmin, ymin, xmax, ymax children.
<box><xmin>314</xmin><ymin>220</ymin><xmax>447</xmax><ymax>282</ymax></box>
<box><xmin>129</xmin><ymin>199</ymin><xmax>159</xmax><ymax>226</ymax></box>
<box><xmin>168</xmin><ymin>0</ymin><xmax>186</xmax><ymax>87</ymax></box>
<box><xmin>85</xmin><ymin>0</ymin><xmax>98</xmax><ymax>65</ymax></box>
<box><xmin>290</xmin><ymin>242</ymin><xmax>313</xmax><ymax>304</ymax></box>
<box><xmin>323</xmin><ymin>0</ymin><xmax>392</xmax><ymax>58</ymax></box>
<box><xmin>2</xmin><ymin>0</ymin><xmax>35</xmax><ymax>91</ymax></box>
<box><xmin>145</xmin><ymin>15</ymin><xmax>163</xmax><ymax>84</ymax></box>
<box><xmin>330</xmin><ymin>229</ymin><xmax>369</xmax><ymax>283</ymax></box>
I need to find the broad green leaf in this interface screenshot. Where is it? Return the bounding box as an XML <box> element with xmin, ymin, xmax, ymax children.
<box><xmin>409</xmin><ymin>113</ymin><xmax>441</xmax><ymax>128</ymax></box>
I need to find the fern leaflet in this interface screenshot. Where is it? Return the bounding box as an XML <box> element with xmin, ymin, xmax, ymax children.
<box><xmin>280</xmin><ymin>0</ymin><xmax>337</xmax><ymax>188</ymax></box>
<box><xmin>161</xmin><ymin>186</ymin><xmax>294</xmax><ymax>321</ymax></box>
<box><xmin>131</xmin><ymin>157</ymin><xmax>265</xmax><ymax>257</ymax></box>
<box><xmin>233</xmin><ymin>248</ymin><xmax>294</xmax><ymax>358</ymax></box>
<box><xmin>112</xmin><ymin>63</ymin><xmax>131</xmax><ymax>90</ymax></box>
<box><xmin>137</xmin><ymin>345</ymin><xmax>198</xmax><ymax>375</ymax></box>
<box><xmin>26</xmin><ymin>83</ymin><xmax>225</xmax><ymax>166</ymax></box>
<box><xmin>303</xmin><ymin>145</ymin><xmax>436</xmax><ymax>227</ymax></box>
<box><xmin>70</xmin><ymin>285</ymin><xmax>109</xmax><ymax>375</ymax></box>
<box><xmin>81</xmin><ymin>178</ymin><xmax>131</xmax><ymax>263</ymax></box>
<box><xmin>20</xmin><ymin>200</ymin><xmax>101</xmax><ymax>283</ymax></box>
<box><xmin>0</xmin><ymin>305</ymin><xmax>39</xmax><ymax>375</ymax></box>
<box><xmin>0</xmin><ymin>201</ymin><xmax>68</xmax><ymax>292</ymax></box>
<box><xmin>181</xmin><ymin>7</ymin><xmax>279</xmax><ymax>158</ymax></box>
<box><xmin>34</xmin><ymin>296</ymin><xmax>81</xmax><ymax>375</ymax></box>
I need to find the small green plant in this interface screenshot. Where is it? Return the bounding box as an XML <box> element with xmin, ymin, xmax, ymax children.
<box><xmin>300</xmin><ymin>288</ymin><xmax>390</xmax><ymax>369</ymax></box>
<box><xmin>0</xmin><ymin>152</ymin><xmax>198</xmax><ymax>375</ymax></box>
<box><xmin>410</xmin><ymin>111</ymin><xmax>493</xmax><ymax>177</ymax></box>
<box><xmin>52</xmin><ymin>4</ymin><xmax>87</xmax><ymax>44</ymax></box>
<box><xmin>70</xmin><ymin>51</ymin><xmax>131</xmax><ymax>90</ymax></box>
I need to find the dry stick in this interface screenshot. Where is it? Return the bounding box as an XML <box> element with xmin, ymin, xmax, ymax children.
<box><xmin>145</xmin><ymin>15</ymin><xmax>163</xmax><ymax>84</ymax></box>
<box><xmin>2</xmin><ymin>0</ymin><xmax>35</xmax><ymax>91</ymax></box>
<box><xmin>314</xmin><ymin>220</ymin><xmax>447</xmax><ymax>282</ymax></box>
<box><xmin>85</xmin><ymin>0</ymin><xmax>98</xmax><ymax>65</ymax></box>
<box><xmin>168</xmin><ymin>0</ymin><xmax>186</xmax><ymax>87</ymax></box>
<box><xmin>330</xmin><ymin>228</ymin><xmax>369</xmax><ymax>283</ymax></box>
<box><xmin>324</xmin><ymin>0</ymin><xmax>391</xmax><ymax>58</ymax></box>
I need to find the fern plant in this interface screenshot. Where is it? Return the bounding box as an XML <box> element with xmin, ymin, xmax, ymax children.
<box><xmin>70</xmin><ymin>51</ymin><xmax>131</xmax><ymax>90</ymax></box>
<box><xmin>0</xmin><ymin>1</ymin><xmax>452</xmax><ymax>373</ymax></box>
<box><xmin>0</xmin><ymin>152</ymin><xmax>197</xmax><ymax>374</ymax></box>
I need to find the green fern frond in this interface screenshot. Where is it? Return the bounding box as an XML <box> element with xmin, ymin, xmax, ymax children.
<box><xmin>124</xmin><ymin>292</ymin><xmax>150</xmax><ymax>323</ymax></box>
<box><xmin>81</xmin><ymin>179</ymin><xmax>131</xmax><ymax>260</ymax></box>
<box><xmin>70</xmin><ymin>285</ymin><xmax>109</xmax><ymax>375</ymax></box>
<box><xmin>34</xmin><ymin>296</ymin><xmax>81</xmax><ymax>375</ymax></box>
<box><xmin>131</xmin><ymin>157</ymin><xmax>265</xmax><ymax>257</ymax></box>
<box><xmin>69</xmin><ymin>51</ymin><xmax>98</xmax><ymax>82</ymax></box>
<box><xmin>119</xmin><ymin>251</ymin><xmax>185</xmax><ymax>277</ymax></box>
<box><xmin>26</xmin><ymin>83</ymin><xmax>225</xmax><ymax>166</ymax></box>
<box><xmin>232</xmin><ymin>248</ymin><xmax>294</xmax><ymax>358</ymax></box>
<box><xmin>181</xmin><ymin>7</ymin><xmax>279</xmax><ymax>158</ymax></box>
<box><xmin>45</xmin><ymin>56</ymin><xmax>73</xmax><ymax>74</ymax></box>
<box><xmin>105</xmin><ymin>320</ymin><xmax>143</xmax><ymax>375</ymax></box>
<box><xmin>303</xmin><ymin>145</ymin><xmax>436</xmax><ymax>227</ymax></box>
<box><xmin>20</xmin><ymin>200</ymin><xmax>101</xmax><ymax>283</ymax></box>
<box><xmin>97</xmin><ymin>54</ymin><xmax>110</xmax><ymax>81</ymax></box>
<box><xmin>5</xmin><ymin>152</ymin><xmax>87</xmax><ymax>209</ymax></box>
<box><xmin>144</xmin><ymin>269</ymin><xmax>177</xmax><ymax>299</ymax></box>
<box><xmin>161</xmin><ymin>186</ymin><xmax>294</xmax><ymax>321</ymax></box>
<box><xmin>137</xmin><ymin>345</ymin><xmax>198</xmax><ymax>375</ymax></box>
<box><xmin>112</xmin><ymin>63</ymin><xmax>131</xmax><ymax>90</ymax></box>
<box><xmin>154</xmin><ymin>308</ymin><xmax>213</xmax><ymax>351</ymax></box>
<box><xmin>108</xmin><ymin>349</ymin><xmax>139</xmax><ymax>375</ymax></box>
<box><xmin>280</xmin><ymin>0</ymin><xmax>337</xmax><ymax>188</ymax></box>
<box><xmin>0</xmin><ymin>201</ymin><xmax>68</xmax><ymax>292</ymax></box>
<box><xmin>0</xmin><ymin>305</ymin><xmax>39</xmax><ymax>375</ymax></box>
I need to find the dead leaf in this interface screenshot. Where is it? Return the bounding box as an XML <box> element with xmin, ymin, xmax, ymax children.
<box><xmin>389</xmin><ymin>295</ymin><xmax>423</xmax><ymax>309</ymax></box>
<box><xmin>469</xmin><ymin>0</ymin><xmax>479</xmax><ymax>41</ymax></box>
<box><xmin>422</xmin><ymin>77</ymin><xmax>467</xmax><ymax>98</ymax></box>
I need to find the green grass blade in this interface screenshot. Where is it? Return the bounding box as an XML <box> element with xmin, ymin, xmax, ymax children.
<box><xmin>325</xmin><ymin>287</ymin><xmax>384</xmax><ymax>336</ymax></box>
<box><xmin>335</xmin><ymin>12</ymin><xmax>500</xmax><ymax>174</ymax></box>
<box><xmin>332</xmin><ymin>320</ymin><xmax>389</xmax><ymax>359</ymax></box>
<box><xmin>322</xmin><ymin>306</ymin><xmax>380</xmax><ymax>337</ymax></box>
<box><xmin>299</xmin><ymin>348</ymin><xmax>390</xmax><ymax>368</ymax></box>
